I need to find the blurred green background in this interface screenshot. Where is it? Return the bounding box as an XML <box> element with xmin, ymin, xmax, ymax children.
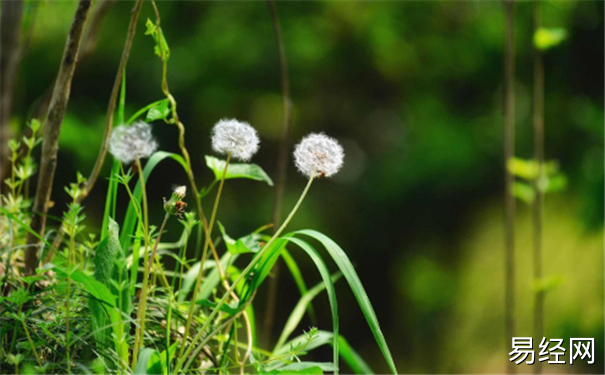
<box><xmin>5</xmin><ymin>0</ymin><xmax>604</xmax><ymax>373</ymax></box>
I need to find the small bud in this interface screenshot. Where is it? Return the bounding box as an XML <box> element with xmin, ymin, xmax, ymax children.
<box><xmin>164</xmin><ymin>185</ymin><xmax>187</xmax><ymax>218</ymax></box>
<box><xmin>211</xmin><ymin>119</ymin><xmax>260</xmax><ymax>161</ymax></box>
<box><xmin>293</xmin><ymin>133</ymin><xmax>344</xmax><ymax>178</ymax></box>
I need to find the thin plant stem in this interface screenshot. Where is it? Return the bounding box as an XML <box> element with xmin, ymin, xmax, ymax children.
<box><xmin>265</xmin><ymin>0</ymin><xmax>293</xmax><ymax>344</ymax></box>
<box><xmin>19</xmin><ymin>309</ymin><xmax>43</xmax><ymax>369</ymax></box>
<box><xmin>175</xmin><ymin>172</ymin><xmax>316</xmax><ymax>373</ymax></box>
<box><xmin>178</xmin><ymin>153</ymin><xmax>232</xmax><ymax>360</ymax></box>
<box><xmin>503</xmin><ymin>1</ymin><xmax>516</xmax><ymax>373</ymax></box>
<box><xmin>532</xmin><ymin>1</ymin><xmax>545</xmax><ymax>373</ymax></box>
<box><xmin>132</xmin><ymin>157</ymin><xmax>152</xmax><ymax>368</ymax></box>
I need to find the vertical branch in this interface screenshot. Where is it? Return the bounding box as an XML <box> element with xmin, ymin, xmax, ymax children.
<box><xmin>265</xmin><ymin>0</ymin><xmax>293</xmax><ymax>343</ymax></box>
<box><xmin>24</xmin><ymin>0</ymin><xmax>93</xmax><ymax>275</ymax></box>
<box><xmin>532</xmin><ymin>1</ymin><xmax>545</xmax><ymax>373</ymax></box>
<box><xmin>44</xmin><ymin>0</ymin><xmax>144</xmax><ymax>264</ymax></box>
<box><xmin>503</xmin><ymin>1</ymin><xmax>516</xmax><ymax>373</ymax></box>
<box><xmin>0</xmin><ymin>0</ymin><xmax>25</xmax><ymax>195</ymax></box>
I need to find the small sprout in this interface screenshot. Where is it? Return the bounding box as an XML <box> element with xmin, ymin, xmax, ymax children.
<box><xmin>211</xmin><ymin>118</ymin><xmax>260</xmax><ymax>161</ymax></box>
<box><xmin>293</xmin><ymin>133</ymin><xmax>344</xmax><ymax>178</ymax></box>
<box><xmin>164</xmin><ymin>185</ymin><xmax>187</xmax><ymax>218</ymax></box>
<box><xmin>108</xmin><ymin>121</ymin><xmax>158</xmax><ymax>164</ymax></box>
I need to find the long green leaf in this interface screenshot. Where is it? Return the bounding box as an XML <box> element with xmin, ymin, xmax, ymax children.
<box><xmin>273</xmin><ymin>270</ymin><xmax>341</xmax><ymax>353</ymax></box>
<box><xmin>134</xmin><ymin>347</ymin><xmax>162</xmax><ymax>375</ymax></box>
<box><xmin>295</xmin><ymin>230</ymin><xmax>398</xmax><ymax>374</ymax></box>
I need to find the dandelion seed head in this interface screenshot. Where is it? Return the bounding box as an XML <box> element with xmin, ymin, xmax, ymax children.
<box><xmin>293</xmin><ymin>133</ymin><xmax>344</xmax><ymax>178</ymax></box>
<box><xmin>211</xmin><ymin>119</ymin><xmax>260</xmax><ymax>161</ymax></box>
<box><xmin>109</xmin><ymin>121</ymin><xmax>158</xmax><ymax>164</ymax></box>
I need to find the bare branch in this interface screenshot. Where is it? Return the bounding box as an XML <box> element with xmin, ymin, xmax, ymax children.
<box><xmin>24</xmin><ymin>0</ymin><xmax>93</xmax><ymax>275</ymax></box>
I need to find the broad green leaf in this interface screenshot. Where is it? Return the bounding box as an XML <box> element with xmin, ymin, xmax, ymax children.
<box><xmin>295</xmin><ymin>230</ymin><xmax>398</xmax><ymax>374</ymax></box>
<box><xmin>217</xmin><ymin>222</ymin><xmax>261</xmax><ymax>254</ymax></box>
<box><xmin>146</xmin><ymin>99</ymin><xmax>170</xmax><ymax>122</ymax></box>
<box><xmin>534</xmin><ymin>27</ymin><xmax>567</xmax><ymax>50</ymax></box>
<box><xmin>205</xmin><ymin>155</ymin><xmax>273</xmax><ymax>186</ymax></box>
<box><xmin>513</xmin><ymin>181</ymin><xmax>535</xmax><ymax>204</ymax></box>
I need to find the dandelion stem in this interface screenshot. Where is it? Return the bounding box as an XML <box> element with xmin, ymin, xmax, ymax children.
<box><xmin>175</xmin><ymin>172</ymin><xmax>316</xmax><ymax>373</ymax></box>
<box><xmin>178</xmin><ymin>152</ymin><xmax>232</xmax><ymax>361</ymax></box>
<box><xmin>132</xmin><ymin>156</ymin><xmax>151</xmax><ymax>368</ymax></box>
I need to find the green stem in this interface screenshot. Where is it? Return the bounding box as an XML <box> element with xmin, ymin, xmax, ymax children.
<box><xmin>175</xmin><ymin>172</ymin><xmax>316</xmax><ymax>373</ymax></box>
<box><xmin>132</xmin><ymin>157</ymin><xmax>151</xmax><ymax>368</ymax></box>
<box><xmin>178</xmin><ymin>153</ymin><xmax>232</xmax><ymax>360</ymax></box>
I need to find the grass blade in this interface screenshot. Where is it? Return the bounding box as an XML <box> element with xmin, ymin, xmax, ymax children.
<box><xmin>295</xmin><ymin>230</ymin><xmax>398</xmax><ymax>374</ymax></box>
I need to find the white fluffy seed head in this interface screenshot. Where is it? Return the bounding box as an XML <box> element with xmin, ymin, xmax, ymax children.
<box><xmin>293</xmin><ymin>133</ymin><xmax>344</xmax><ymax>178</ymax></box>
<box><xmin>211</xmin><ymin>119</ymin><xmax>260</xmax><ymax>161</ymax></box>
<box><xmin>109</xmin><ymin>121</ymin><xmax>158</xmax><ymax>164</ymax></box>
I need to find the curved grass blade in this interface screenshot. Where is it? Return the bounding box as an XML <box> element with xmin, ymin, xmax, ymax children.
<box><xmin>282</xmin><ymin>249</ymin><xmax>317</xmax><ymax>324</ymax></box>
<box><xmin>295</xmin><ymin>230</ymin><xmax>398</xmax><ymax>374</ymax></box>
<box><xmin>273</xmin><ymin>271</ymin><xmax>341</xmax><ymax>352</ymax></box>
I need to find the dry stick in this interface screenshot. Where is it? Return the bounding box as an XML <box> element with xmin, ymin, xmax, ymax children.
<box><xmin>24</xmin><ymin>0</ymin><xmax>93</xmax><ymax>275</ymax></box>
<box><xmin>503</xmin><ymin>1</ymin><xmax>516</xmax><ymax>374</ymax></box>
<box><xmin>44</xmin><ymin>0</ymin><xmax>144</xmax><ymax>264</ymax></box>
<box><xmin>532</xmin><ymin>1</ymin><xmax>545</xmax><ymax>374</ymax></box>
<box><xmin>0</xmin><ymin>0</ymin><xmax>25</xmax><ymax>195</ymax></box>
<box><xmin>264</xmin><ymin>0</ymin><xmax>293</xmax><ymax>345</ymax></box>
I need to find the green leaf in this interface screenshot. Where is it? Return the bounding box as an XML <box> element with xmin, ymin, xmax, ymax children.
<box><xmin>534</xmin><ymin>27</ymin><xmax>567</xmax><ymax>50</ymax></box>
<box><xmin>205</xmin><ymin>155</ymin><xmax>273</xmax><ymax>186</ymax></box>
<box><xmin>338</xmin><ymin>335</ymin><xmax>374</xmax><ymax>374</ymax></box>
<box><xmin>134</xmin><ymin>348</ymin><xmax>163</xmax><ymax>375</ymax></box>
<box><xmin>217</xmin><ymin>222</ymin><xmax>261</xmax><ymax>254</ymax></box>
<box><xmin>513</xmin><ymin>181</ymin><xmax>535</xmax><ymax>204</ymax></box>
<box><xmin>295</xmin><ymin>230</ymin><xmax>398</xmax><ymax>374</ymax></box>
<box><xmin>54</xmin><ymin>267</ymin><xmax>116</xmax><ymax>307</ymax></box>
<box><xmin>145</xmin><ymin>99</ymin><xmax>171</xmax><ymax>122</ymax></box>
<box><xmin>273</xmin><ymin>269</ymin><xmax>341</xmax><ymax>354</ymax></box>
<box><xmin>196</xmin><ymin>298</ymin><xmax>241</xmax><ymax>316</ymax></box>
<box><xmin>145</xmin><ymin>18</ymin><xmax>170</xmax><ymax>61</ymax></box>
<box><xmin>544</xmin><ymin>174</ymin><xmax>567</xmax><ymax>193</ymax></box>
<box><xmin>507</xmin><ymin>157</ymin><xmax>539</xmax><ymax>180</ymax></box>
<box><xmin>270</xmin><ymin>362</ymin><xmax>335</xmax><ymax>374</ymax></box>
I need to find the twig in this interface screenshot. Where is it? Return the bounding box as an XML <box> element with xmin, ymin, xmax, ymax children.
<box><xmin>24</xmin><ymin>0</ymin><xmax>93</xmax><ymax>275</ymax></box>
<box><xmin>503</xmin><ymin>1</ymin><xmax>516</xmax><ymax>373</ymax></box>
<box><xmin>532</xmin><ymin>1</ymin><xmax>544</xmax><ymax>374</ymax></box>
<box><xmin>265</xmin><ymin>0</ymin><xmax>293</xmax><ymax>344</ymax></box>
<box><xmin>44</xmin><ymin>0</ymin><xmax>144</xmax><ymax>264</ymax></box>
